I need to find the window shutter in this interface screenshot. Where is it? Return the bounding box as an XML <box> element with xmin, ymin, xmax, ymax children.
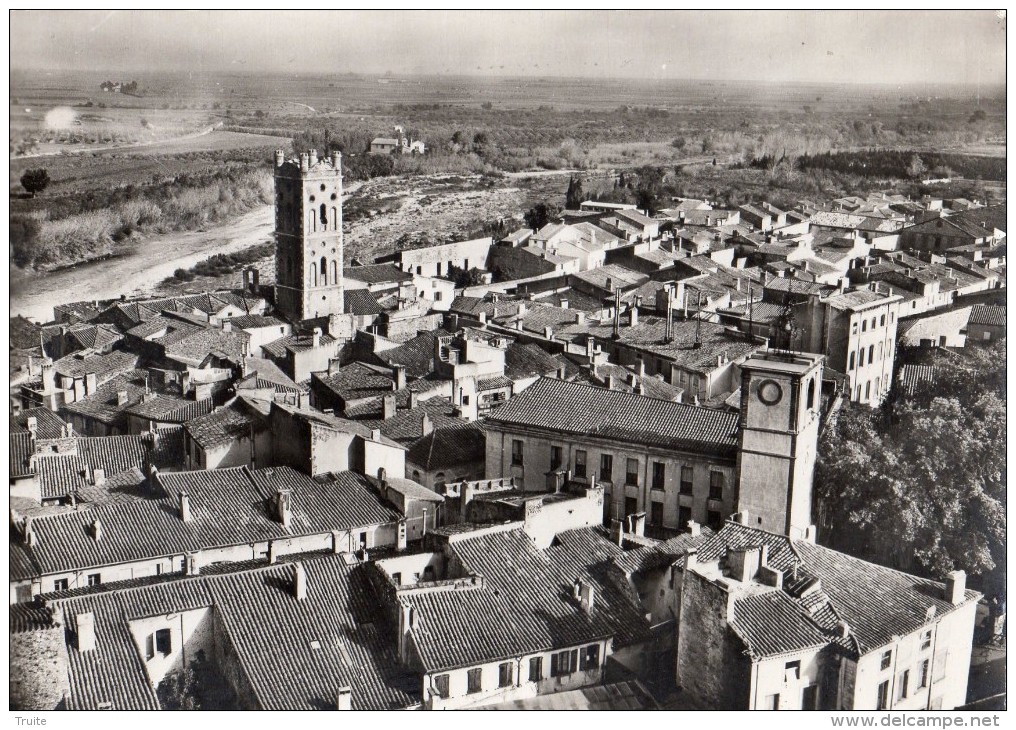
<box><xmin>145</xmin><ymin>634</ymin><xmax>155</xmax><ymax>660</ymax></box>
<box><xmin>551</xmin><ymin>652</ymin><xmax>559</xmax><ymax>676</ymax></box>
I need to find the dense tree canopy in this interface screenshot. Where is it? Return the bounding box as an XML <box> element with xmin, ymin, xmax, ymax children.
<box><xmin>20</xmin><ymin>168</ymin><xmax>50</xmax><ymax>198</ymax></box>
<box><xmin>815</xmin><ymin>339</ymin><xmax>1006</xmax><ymax>598</ymax></box>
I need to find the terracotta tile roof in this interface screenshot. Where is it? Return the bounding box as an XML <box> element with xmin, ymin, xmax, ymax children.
<box><xmin>184</xmin><ymin>398</ymin><xmax>267</xmax><ymax>450</ymax></box>
<box><xmin>54</xmin><ymin>592</ymin><xmax>164</xmax><ymax>710</ymax></box>
<box><xmin>477</xmin><ymin>374</ymin><xmax>513</xmax><ymax>391</ymax></box>
<box><xmin>358</xmin><ymin>397</ymin><xmax>469</xmax><ymax>444</ymax></box>
<box><xmin>164</xmin><ymin>327</ymin><xmax>250</xmax><ymax>366</ymax></box>
<box><xmin>505</xmin><ymin>342</ymin><xmax>562</xmax><ymax>380</ymax></box>
<box><xmin>205</xmin><ymin>559</ymin><xmax>421</xmax><ymax>709</ymax></box>
<box><xmin>570</xmin><ymin>263</ymin><xmax>649</xmax><ymax>291</ymax></box>
<box><xmin>271</xmin><ymin>401</ymin><xmax>406</xmax><ymax>450</ymax></box>
<box><xmin>52</xmin><ymin>350</ymin><xmax>139</xmax><ymax>381</ymax></box>
<box><xmin>611</xmin><ymin>528</ymin><xmax>714</xmax><ymax>575</ymax></box>
<box><xmin>76</xmin><ymin>468</ymin><xmax>148</xmax><ymax>505</ymax></box>
<box><xmin>10</xmin><ymin>603</ymin><xmax>57</xmax><ymax>634</ymax></box>
<box><xmin>151</xmin><ymin>427</ymin><xmax>186</xmax><ymax>470</ymax></box>
<box><xmin>127</xmin><ymin>394</ymin><xmax>214</xmax><ymax>423</ymax></box>
<box><xmin>262</xmin><ymin>332</ymin><xmax>336</xmax><ymax>358</ymax></box>
<box><xmin>898</xmin><ymin>364</ymin><xmax>938</xmax><ymax>396</ymax></box>
<box><xmin>10</xmin><ymin>432</ymin><xmax>35</xmax><ymax>478</ymax></box>
<box><xmin>730</xmin><ymin>590</ymin><xmax>830</xmax><ymax>658</ymax></box>
<box><xmin>12</xmin><ymin>407</ymin><xmax>68</xmax><ymax>439</ymax></box>
<box><xmin>486</xmin><ymin>377</ymin><xmax>738</xmax><ymax>457</ymax></box>
<box><xmin>375</xmin><ymin>330</ymin><xmax>450</xmax><ymax>378</ymax></box>
<box><xmin>60</xmin><ymin>370</ymin><xmax>152</xmax><ymax>427</ymax></box>
<box><xmin>969</xmin><ymin>304</ymin><xmax>1006</xmax><ymax>327</ymax></box>
<box><xmin>36</xmin><ymin>454</ymin><xmax>90</xmax><ymax>499</ymax></box>
<box><xmin>344</xmin><ymin>289</ymin><xmax>384</xmax><ymax>316</ymax></box>
<box><xmin>690</xmin><ymin>522</ymin><xmax>980</xmax><ymax>658</ymax></box>
<box><xmin>343</xmin><ymin>264</ymin><xmax>413</xmax><ymax>285</ymax></box>
<box><xmin>312</xmin><ymin>362</ymin><xmax>398</xmax><ymax>401</ymax></box>
<box><xmin>405</xmin><ymin>425</ymin><xmax>486</xmax><ymax>471</ymax></box>
<box><xmin>24</xmin><ymin>499</ymin><xmax>199</xmax><ymax>575</ymax></box>
<box><xmin>78</xmin><ymin>435</ymin><xmax>150</xmax><ymax>476</ymax></box>
<box><xmin>67</xmin><ymin>324</ymin><xmax>123</xmax><ymax>352</ymax></box>
<box><xmin>402</xmin><ymin>526</ymin><xmax>651</xmax><ymax>672</ymax></box>
<box><xmin>223</xmin><ymin>314</ymin><xmax>280</xmax><ymax>330</ymax></box>
<box><xmin>822</xmin><ymin>289</ymin><xmax>897</xmax><ymax>311</ymax></box>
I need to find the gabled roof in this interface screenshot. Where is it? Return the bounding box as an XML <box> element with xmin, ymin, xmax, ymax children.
<box><xmin>968</xmin><ymin>304</ymin><xmax>1006</xmax><ymax>327</ymax></box>
<box><xmin>12</xmin><ymin>407</ymin><xmax>68</xmax><ymax>439</ymax></box>
<box><xmin>184</xmin><ymin>398</ymin><xmax>268</xmax><ymax>450</ymax></box>
<box><xmin>504</xmin><ymin>342</ymin><xmax>563</xmax><ymax>380</ymax></box>
<box><xmin>10</xmin><ymin>432</ymin><xmax>35</xmax><ymax>478</ymax></box>
<box><xmin>343</xmin><ymin>264</ymin><xmax>413</xmax><ymax>285</ymax></box>
<box><xmin>375</xmin><ymin>330</ymin><xmax>449</xmax><ymax>379</ymax></box>
<box><xmin>405</xmin><ymin>424</ymin><xmax>486</xmax><ymax>472</ymax></box>
<box><xmin>52</xmin><ymin>350</ymin><xmax>139</xmax><ymax>380</ymax></box>
<box><xmin>485</xmin><ymin>377</ymin><xmax>739</xmax><ymax>457</ymax></box>
<box><xmin>345</xmin><ymin>289</ymin><xmax>384</xmax><ymax>316</ymax></box>
<box><xmin>402</xmin><ymin>526</ymin><xmax>652</xmax><ymax>672</ymax></box>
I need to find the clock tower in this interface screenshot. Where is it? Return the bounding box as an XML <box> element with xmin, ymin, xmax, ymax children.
<box><xmin>273</xmin><ymin>149</ymin><xmax>345</xmax><ymax>322</ymax></box>
<box><xmin>734</xmin><ymin>350</ymin><xmax>824</xmax><ymax>538</ymax></box>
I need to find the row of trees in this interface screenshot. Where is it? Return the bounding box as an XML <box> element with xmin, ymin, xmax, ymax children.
<box><xmin>815</xmin><ymin>339</ymin><xmax>1006</xmax><ymax>599</ymax></box>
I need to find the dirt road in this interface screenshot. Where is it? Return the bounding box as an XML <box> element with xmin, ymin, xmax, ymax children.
<box><xmin>11</xmin><ymin>206</ymin><xmax>275</xmax><ymax>321</ymax></box>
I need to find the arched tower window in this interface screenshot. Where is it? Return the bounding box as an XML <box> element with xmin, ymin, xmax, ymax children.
<box><xmin>807</xmin><ymin>378</ymin><xmax>817</xmax><ymax>410</ymax></box>
<box><xmin>309</xmin><ymin>211</ymin><xmax>317</xmax><ymax>233</ymax></box>
<box><xmin>310</xmin><ymin>261</ymin><xmax>318</xmax><ymax>287</ymax></box>
<box><xmin>321</xmin><ymin>257</ymin><xmax>328</xmax><ymax>285</ymax></box>
<box><xmin>330</xmin><ymin>207</ymin><xmax>338</xmax><ymax>230</ymax></box>
<box><xmin>320</xmin><ymin>204</ymin><xmax>328</xmax><ymax>227</ymax></box>
<box><xmin>330</xmin><ymin>260</ymin><xmax>338</xmax><ymax>285</ymax></box>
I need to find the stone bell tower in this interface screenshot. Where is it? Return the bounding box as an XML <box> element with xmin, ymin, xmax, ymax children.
<box><xmin>734</xmin><ymin>350</ymin><xmax>824</xmax><ymax>539</ymax></box>
<box><xmin>273</xmin><ymin>149</ymin><xmax>345</xmax><ymax>322</ymax></box>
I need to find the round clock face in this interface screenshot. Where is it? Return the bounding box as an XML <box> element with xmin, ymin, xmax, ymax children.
<box><xmin>758</xmin><ymin>379</ymin><xmax>783</xmax><ymax>406</ymax></box>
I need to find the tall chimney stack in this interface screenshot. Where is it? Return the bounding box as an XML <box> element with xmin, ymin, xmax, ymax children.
<box><xmin>293</xmin><ymin>562</ymin><xmax>308</xmax><ymax>600</ymax></box>
<box><xmin>179</xmin><ymin>492</ymin><xmax>193</xmax><ymax>522</ymax></box>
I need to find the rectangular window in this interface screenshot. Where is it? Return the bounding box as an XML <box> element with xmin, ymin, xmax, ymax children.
<box><xmin>880</xmin><ymin>314</ymin><xmax>886</xmax><ymax>327</ymax></box>
<box><xmin>898</xmin><ymin>670</ymin><xmax>910</xmax><ymax>700</ymax></box>
<box><xmin>650</xmin><ymin>501</ymin><xmax>664</xmax><ymax>527</ymax></box>
<box><xmin>511</xmin><ymin>439</ymin><xmax>524</xmax><ymax>466</ymax></box>
<box><xmin>624</xmin><ymin>497</ymin><xmax>638</xmax><ymax>518</ymax></box>
<box><xmin>155</xmin><ymin>628</ymin><xmax>172</xmax><ymax>656</ymax></box>
<box><xmin>434</xmin><ymin>674</ymin><xmax>450</xmax><ymax>699</ymax></box>
<box><xmin>550</xmin><ymin>445</ymin><xmax>562</xmax><ymax>470</ymax></box>
<box><xmin>868</xmin><ymin>344</ymin><xmax>874</xmax><ymax>363</ymax></box>
<box><xmin>709</xmin><ymin>471</ymin><xmax>724</xmax><ymax>501</ymax></box>
<box><xmin>434</xmin><ymin>291</ymin><xmax>443</xmax><ymax>302</ymax></box>
<box><xmin>87</xmin><ymin>573</ymin><xmax>101</xmax><ymax>587</ymax></box>
<box><xmin>858</xmin><ymin>349</ymin><xmax>865</xmax><ymax>367</ymax></box>
<box><xmin>599</xmin><ymin>454</ymin><xmax>613</xmax><ymax>482</ymax></box>
<box><xmin>551</xmin><ymin>649</ymin><xmax>577</xmax><ymax>677</ymax></box>
<box><xmin>880</xmin><ymin>650</ymin><xmax>892</xmax><ymax>671</ymax></box>
<box><xmin>877</xmin><ymin>680</ymin><xmax>890</xmax><ymax>710</ymax></box>
<box><xmin>574</xmin><ymin>450</ymin><xmax>587</xmax><ymax>479</ymax></box>
<box><xmin>625</xmin><ymin>458</ymin><xmax>639</xmax><ymax>486</ymax></box>
<box><xmin>921</xmin><ymin>630</ymin><xmax>932</xmax><ymax>651</ymax></box>
<box><xmin>865</xmin><ymin>381</ymin><xmax>871</xmax><ymax>400</ymax></box>
<box><xmin>680</xmin><ymin>465</ymin><xmax>693</xmax><ymax>495</ymax></box>
<box><xmin>848</xmin><ymin>352</ymin><xmax>855</xmax><ymax>370</ymax></box>
<box><xmin>862</xmin><ymin>319</ymin><xmax>867</xmax><ymax>332</ymax></box>
<box><xmin>579</xmin><ymin>644</ymin><xmax>600</xmax><ymax>671</ymax></box>
<box><xmin>54</xmin><ymin>578</ymin><xmax>69</xmax><ymax>592</ymax></box>
<box><xmin>785</xmin><ymin>660</ymin><xmax>801</xmax><ymax>682</ymax></box>
<box><xmin>498</xmin><ymin>662</ymin><xmax>513</xmax><ymax>688</ymax></box>
<box><xmin>678</xmin><ymin>506</ymin><xmax>692</xmax><ymax>530</ymax></box>
<box><xmin>707</xmin><ymin>510</ymin><xmax>722</xmax><ymax>531</ymax></box>
<box><xmin>652</xmin><ymin>462</ymin><xmax>665</xmax><ymax>490</ymax></box>
<box><xmin>145</xmin><ymin>633</ymin><xmax>155</xmax><ymax>660</ymax></box>
<box><xmin>528</xmin><ymin>656</ymin><xmax>543</xmax><ymax>682</ymax></box>
<box><xmin>467</xmin><ymin>667</ymin><xmax>482</xmax><ymax>694</ymax></box>
<box><xmin>765</xmin><ymin>693</ymin><xmax>780</xmax><ymax>710</ymax></box>
<box><xmin>918</xmin><ymin>659</ymin><xmax>930</xmax><ymax>688</ymax></box>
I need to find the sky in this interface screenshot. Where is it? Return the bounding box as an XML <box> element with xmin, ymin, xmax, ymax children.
<box><xmin>10</xmin><ymin>10</ymin><xmax>1007</xmax><ymax>86</ymax></box>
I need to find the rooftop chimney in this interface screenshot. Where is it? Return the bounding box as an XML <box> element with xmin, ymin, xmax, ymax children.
<box><xmin>420</xmin><ymin>413</ymin><xmax>433</xmax><ymax>437</ymax></box>
<box><xmin>945</xmin><ymin>570</ymin><xmax>966</xmax><ymax>606</ymax></box>
<box><xmin>687</xmin><ymin>520</ymin><xmax>701</xmax><ymax>537</ymax></box>
<box><xmin>559</xmin><ymin>298</ymin><xmax>569</xmax><ymax>310</ymax></box>
<box><xmin>116</xmin><ymin>390</ymin><xmax>129</xmax><ymax>407</ymax></box>
<box><xmin>26</xmin><ymin>416</ymin><xmax>38</xmax><ymax>439</ymax></box>
<box><xmin>408</xmin><ymin>390</ymin><xmax>419</xmax><ymax>409</ymax></box>
<box><xmin>727</xmin><ymin>546</ymin><xmax>762</xmax><ymax>583</ymax></box>
<box><xmin>222</xmin><ymin>320</ymin><xmax>233</xmax><ymax>333</ymax></box>
<box><xmin>76</xmin><ymin>612</ymin><xmax>97</xmax><ymax>652</ymax></box>
<box><xmin>276</xmin><ymin>489</ymin><xmax>293</xmax><ymax>528</ymax></box>
<box><xmin>312</xmin><ymin>327</ymin><xmax>322</xmax><ymax>349</ymax></box>
<box><xmin>382</xmin><ymin>394</ymin><xmax>397</xmax><ymax>420</ymax></box>
<box><xmin>92</xmin><ymin>468</ymin><xmax>106</xmax><ymax>487</ymax></box>
<box><xmin>293</xmin><ymin>562</ymin><xmax>308</xmax><ymax>600</ymax></box>
<box><xmin>578</xmin><ymin>579</ymin><xmax>596</xmax><ymax>614</ymax></box>
<box><xmin>275</xmin><ymin>149</ymin><xmax>285</xmax><ymax>167</ymax></box>
<box><xmin>336</xmin><ymin>686</ymin><xmax>352</xmax><ymax>711</ymax></box>
<box><xmin>85</xmin><ymin>372</ymin><xmax>97</xmax><ymax>394</ymax></box>
<box><xmin>90</xmin><ymin>518</ymin><xmax>104</xmax><ymax>542</ymax></box>
<box><xmin>629</xmin><ymin>305</ymin><xmax>639</xmax><ymax>327</ymax></box>
<box><xmin>179</xmin><ymin>492</ymin><xmax>193</xmax><ymax>522</ymax></box>
<box><xmin>393</xmin><ymin>365</ymin><xmax>407</xmax><ymax>391</ymax></box>
<box><xmin>371</xmin><ymin>428</ymin><xmax>382</xmax><ymax>442</ymax></box>
<box><xmin>732</xmin><ymin>510</ymin><xmax>750</xmax><ymax>525</ymax></box>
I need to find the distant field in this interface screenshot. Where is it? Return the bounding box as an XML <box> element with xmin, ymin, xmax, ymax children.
<box><xmin>117</xmin><ymin>130</ymin><xmax>291</xmax><ymax>156</ymax></box>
